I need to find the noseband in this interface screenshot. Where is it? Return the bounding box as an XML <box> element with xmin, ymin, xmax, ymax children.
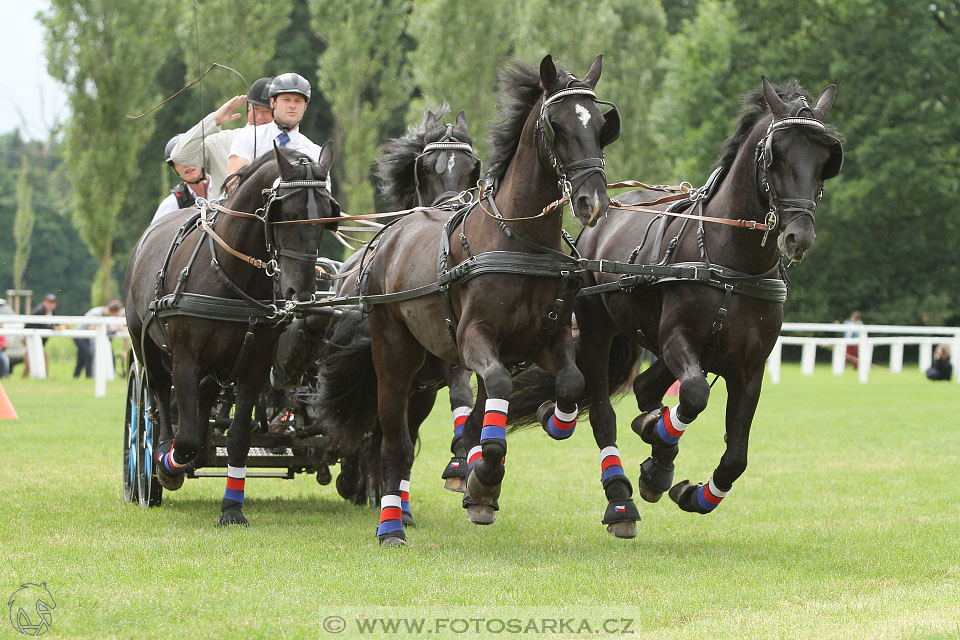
<box><xmin>260</xmin><ymin>158</ymin><xmax>333</xmax><ymax>274</ymax></box>
<box><xmin>535</xmin><ymin>85</ymin><xmax>619</xmax><ymax>202</ymax></box>
<box><xmin>755</xmin><ymin>105</ymin><xmax>845</xmax><ymax>245</ymax></box>
<box><xmin>414</xmin><ymin>124</ymin><xmax>481</xmax><ymax>207</ymax></box>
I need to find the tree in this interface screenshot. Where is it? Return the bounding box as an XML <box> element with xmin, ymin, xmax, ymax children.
<box><xmin>13</xmin><ymin>157</ymin><xmax>34</xmax><ymax>292</ymax></box>
<box><xmin>310</xmin><ymin>0</ymin><xmax>412</xmax><ymax>215</ymax></box>
<box><xmin>41</xmin><ymin>0</ymin><xmax>179</xmax><ymax>305</ymax></box>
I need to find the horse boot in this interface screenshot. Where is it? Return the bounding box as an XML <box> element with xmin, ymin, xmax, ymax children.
<box><xmin>155</xmin><ymin>440</ymin><xmax>186</xmax><ymax>491</ymax></box>
<box><xmin>537</xmin><ymin>401</ymin><xmax>577</xmax><ymax>440</ymax></box>
<box><xmin>218</xmin><ymin>465</ymin><xmax>248</xmax><ymax>526</ymax></box>
<box><xmin>670</xmin><ymin>476</ymin><xmax>729</xmax><ymax>515</ymax></box>
<box><xmin>441</xmin><ymin>432</ymin><xmax>468</xmax><ymax>493</ymax></box>
<box><xmin>599</xmin><ymin>446</ymin><xmax>640</xmax><ymax>538</ymax></box>
<box><xmin>463</xmin><ymin>442</ymin><xmax>504</xmax><ymax>526</ymax></box>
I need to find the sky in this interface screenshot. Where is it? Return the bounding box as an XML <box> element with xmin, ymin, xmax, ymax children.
<box><xmin>0</xmin><ymin>0</ymin><xmax>68</xmax><ymax>141</ymax></box>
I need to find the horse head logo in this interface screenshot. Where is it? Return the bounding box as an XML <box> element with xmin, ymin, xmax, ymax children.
<box><xmin>7</xmin><ymin>583</ymin><xmax>56</xmax><ymax>636</ymax></box>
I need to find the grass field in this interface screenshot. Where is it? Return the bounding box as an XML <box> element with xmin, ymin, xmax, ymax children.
<box><xmin>1</xmin><ymin>361</ymin><xmax>959</xmax><ymax>639</ymax></box>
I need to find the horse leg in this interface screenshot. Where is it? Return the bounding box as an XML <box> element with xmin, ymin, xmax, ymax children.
<box><xmin>670</xmin><ymin>365</ymin><xmax>762</xmax><ymax>514</ymax></box>
<box><xmin>460</xmin><ymin>330</ymin><xmax>510</xmax><ymax>526</ymax></box>
<box><xmin>630</xmin><ymin>358</ymin><xmax>684</xmax><ymax>503</ymax></box>
<box><xmin>533</xmin><ymin>329</ymin><xmax>585</xmax><ymax>442</ymax></box>
<box><xmin>369</xmin><ymin>314</ymin><xmax>423</xmax><ymax>547</ymax></box>
<box><xmin>401</xmin><ymin>388</ymin><xmax>437</xmax><ymax>527</ymax></box>
<box><xmin>192</xmin><ymin>376</ymin><xmax>220</xmax><ymax>468</ymax></box>
<box><xmin>218</xmin><ymin>375</ymin><xmax>266</xmax><ymax>526</ymax></box>
<box><xmin>156</xmin><ymin>356</ymin><xmax>203</xmax><ymax>491</ymax></box>
<box><xmin>442</xmin><ymin>366</ymin><xmax>472</xmax><ymax>492</ymax></box>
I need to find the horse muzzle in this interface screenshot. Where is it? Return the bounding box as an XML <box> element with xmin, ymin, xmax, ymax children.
<box><xmin>777</xmin><ymin>218</ymin><xmax>816</xmax><ymax>263</ymax></box>
<box><xmin>573</xmin><ymin>188</ymin><xmax>610</xmax><ymax>228</ymax></box>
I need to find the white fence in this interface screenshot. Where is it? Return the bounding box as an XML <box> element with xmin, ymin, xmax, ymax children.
<box><xmin>0</xmin><ymin>315</ymin><xmax>128</xmax><ymax>397</ymax></box>
<box><xmin>767</xmin><ymin>323</ymin><xmax>960</xmax><ymax>384</ymax></box>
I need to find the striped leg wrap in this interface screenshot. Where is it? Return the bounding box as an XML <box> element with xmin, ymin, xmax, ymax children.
<box><xmin>376</xmin><ymin>493</ymin><xmax>404</xmax><ymax>537</ymax></box>
<box><xmin>159</xmin><ymin>445</ymin><xmax>188</xmax><ymax>476</ymax></box>
<box><xmin>223</xmin><ymin>465</ymin><xmax>246</xmax><ymax>504</ymax></box>
<box><xmin>546</xmin><ymin>404</ymin><xmax>578</xmax><ymax>440</ymax></box>
<box><xmin>479</xmin><ymin>399</ymin><xmax>508</xmax><ymax>446</ymax></box>
<box><xmin>467</xmin><ymin>445</ymin><xmax>483</xmax><ymax>470</ymax></box>
<box><xmin>399</xmin><ymin>479</ymin><xmax>411</xmax><ymax>518</ymax></box>
<box><xmin>452</xmin><ymin>406</ymin><xmax>471</xmax><ymax>438</ymax></box>
<box><xmin>656</xmin><ymin>406</ymin><xmax>690</xmax><ymax>445</ymax></box>
<box><xmin>695</xmin><ymin>477</ymin><xmax>729</xmax><ymax>512</ymax></box>
<box><xmin>599</xmin><ymin>446</ymin><xmax>627</xmax><ymax>487</ymax></box>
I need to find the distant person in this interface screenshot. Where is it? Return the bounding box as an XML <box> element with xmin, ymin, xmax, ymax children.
<box><xmin>168</xmin><ymin>77</ymin><xmax>274</xmax><ymax>197</ymax></box>
<box><xmin>151</xmin><ymin>135</ymin><xmax>211</xmax><ymax>224</ymax></box>
<box><xmin>73</xmin><ymin>300</ymin><xmax>124</xmax><ymax>379</ymax></box>
<box><xmin>0</xmin><ymin>335</ymin><xmax>9</xmax><ymax>378</ymax></box>
<box><xmin>926</xmin><ymin>344</ymin><xmax>953</xmax><ymax>381</ymax></box>
<box><xmin>842</xmin><ymin>310</ymin><xmax>864</xmax><ymax>369</ymax></box>
<box><xmin>226</xmin><ymin>73</ymin><xmax>324</xmax><ymax>185</ymax></box>
<box><xmin>22</xmin><ymin>294</ymin><xmax>59</xmax><ymax>378</ymax></box>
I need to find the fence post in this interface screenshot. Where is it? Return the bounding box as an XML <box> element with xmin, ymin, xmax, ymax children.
<box><xmin>889</xmin><ymin>340</ymin><xmax>904</xmax><ymax>374</ymax></box>
<box><xmin>801</xmin><ymin>342</ymin><xmax>816</xmax><ymax>375</ymax></box>
<box><xmin>953</xmin><ymin>333</ymin><xmax>960</xmax><ymax>384</ymax></box>
<box><xmin>858</xmin><ymin>336</ymin><xmax>872</xmax><ymax>383</ymax></box>
<box><xmin>919</xmin><ymin>341</ymin><xmax>932</xmax><ymax>372</ymax></box>
<box><xmin>767</xmin><ymin>338</ymin><xmax>782</xmax><ymax>384</ymax></box>
<box><xmin>94</xmin><ymin>324</ymin><xmax>109</xmax><ymax>398</ymax></box>
<box><xmin>25</xmin><ymin>333</ymin><xmax>47</xmax><ymax>379</ymax></box>
<box><xmin>832</xmin><ymin>340</ymin><xmax>846</xmax><ymax>375</ymax></box>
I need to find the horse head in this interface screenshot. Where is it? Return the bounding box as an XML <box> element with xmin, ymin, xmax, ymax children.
<box><xmin>758</xmin><ymin>76</ymin><xmax>843</xmax><ymax>262</ymax></box>
<box><xmin>418</xmin><ymin>109</ymin><xmax>481</xmax><ymax>206</ymax></box>
<box><xmin>536</xmin><ymin>54</ymin><xmax>618</xmax><ymax>227</ymax></box>
<box><xmin>268</xmin><ymin>143</ymin><xmax>339</xmax><ymax>302</ymax></box>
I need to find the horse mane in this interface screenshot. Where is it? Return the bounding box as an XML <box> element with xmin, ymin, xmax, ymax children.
<box><xmin>374</xmin><ymin>103</ymin><xmax>457</xmax><ymax>208</ymax></box>
<box><xmin>485</xmin><ymin>59</ymin><xmax>584</xmax><ymax>188</ymax></box>
<box><xmin>713</xmin><ymin>79</ymin><xmax>841</xmax><ymax>171</ymax></box>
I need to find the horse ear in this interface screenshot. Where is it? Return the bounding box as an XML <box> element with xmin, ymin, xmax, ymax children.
<box><xmin>761</xmin><ymin>75</ymin><xmax>787</xmax><ymax>120</ymax></box>
<box><xmin>274</xmin><ymin>142</ymin><xmax>298</xmax><ymax>180</ymax></box>
<box><xmin>455</xmin><ymin>110</ymin><xmax>468</xmax><ymax>133</ymax></box>
<box><xmin>423</xmin><ymin>110</ymin><xmax>437</xmax><ymax>132</ymax></box>
<box><xmin>583</xmin><ymin>54</ymin><xmax>603</xmax><ymax>89</ymax></box>
<box><xmin>317</xmin><ymin>141</ymin><xmax>334</xmax><ymax>177</ymax></box>
<box><xmin>813</xmin><ymin>84</ymin><xmax>836</xmax><ymax>120</ymax></box>
<box><xmin>539</xmin><ymin>54</ymin><xmax>558</xmax><ymax>90</ymax></box>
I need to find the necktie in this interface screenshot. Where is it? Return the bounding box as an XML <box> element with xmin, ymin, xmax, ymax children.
<box><xmin>277</xmin><ymin>132</ymin><xmax>290</xmax><ymax>147</ymax></box>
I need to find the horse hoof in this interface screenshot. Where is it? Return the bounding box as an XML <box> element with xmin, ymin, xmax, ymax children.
<box><xmin>217</xmin><ymin>509</ymin><xmax>248</xmax><ymax>526</ymax></box>
<box><xmin>156</xmin><ymin>467</ymin><xmax>184</xmax><ymax>491</ymax></box>
<box><xmin>606</xmin><ymin>521</ymin><xmax>638</xmax><ymax>539</ymax></box>
<box><xmin>637</xmin><ymin>480</ymin><xmax>664</xmax><ymax>504</ymax></box>
<box><xmin>536</xmin><ymin>400</ymin><xmax>555</xmax><ymax>430</ymax></box>
<box><xmin>444</xmin><ymin>476</ymin><xmax>467</xmax><ymax>493</ymax></box>
<box><xmin>402</xmin><ymin>512</ymin><xmax>416</xmax><ymax>527</ymax></box>
<box><xmin>380</xmin><ymin>534</ymin><xmax>407</xmax><ymax>548</ymax></box>
<box><xmin>466</xmin><ymin>505</ymin><xmax>496</xmax><ymax>525</ymax></box>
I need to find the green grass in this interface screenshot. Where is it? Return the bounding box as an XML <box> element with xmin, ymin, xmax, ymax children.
<box><xmin>1</xmin><ymin>363</ymin><xmax>959</xmax><ymax>639</ymax></box>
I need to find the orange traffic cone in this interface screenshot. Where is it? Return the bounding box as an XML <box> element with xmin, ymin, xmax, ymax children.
<box><xmin>0</xmin><ymin>381</ymin><xmax>18</xmax><ymax>420</ymax></box>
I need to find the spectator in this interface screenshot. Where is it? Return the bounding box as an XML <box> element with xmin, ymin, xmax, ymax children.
<box><xmin>926</xmin><ymin>344</ymin><xmax>953</xmax><ymax>381</ymax></box>
<box><xmin>151</xmin><ymin>135</ymin><xmax>212</xmax><ymax>225</ymax></box>
<box><xmin>22</xmin><ymin>294</ymin><xmax>58</xmax><ymax>378</ymax></box>
<box><xmin>0</xmin><ymin>335</ymin><xmax>9</xmax><ymax>378</ymax></box>
<box><xmin>73</xmin><ymin>300</ymin><xmax>124</xmax><ymax>379</ymax></box>
<box><xmin>842</xmin><ymin>310</ymin><xmax>863</xmax><ymax>370</ymax></box>
<box><xmin>169</xmin><ymin>77</ymin><xmax>274</xmax><ymax>197</ymax></box>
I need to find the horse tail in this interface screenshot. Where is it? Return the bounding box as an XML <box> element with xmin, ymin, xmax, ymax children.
<box><xmin>314</xmin><ymin>309</ymin><xmax>380</xmax><ymax>455</ymax></box>
<box><xmin>507</xmin><ymin>333</ymin><xmax>641</xmax><ymax>430</ymax></box>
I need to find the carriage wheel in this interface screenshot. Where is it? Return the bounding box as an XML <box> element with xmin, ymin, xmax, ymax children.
<box><xmin>122</xmin><ymin>357</ymin><xmax>140</xmax><ymax>503</ymax></box>
<box><xmin>136</xmin><ymin>371</ymin><xmax>163</xmax><ymax>508</ymax></box>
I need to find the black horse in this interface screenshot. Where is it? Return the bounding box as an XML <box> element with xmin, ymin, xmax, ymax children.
<box><xmin>318</xmin><ymin>105</ymin><xmax>482</xmax><ymax>510</ymax></box>
<box><xmin>124</xmin><ymin>144</ymin><xmax>338</xmax><ymax>526</ymax></box>
<box><xmin>317</xmin><ymin>54</ymin><xmax>619</xmax><ymax>546</ymax></box>
<box><xmin>509</xmin><ymin>77</ymin><xmax>842</xmax><ymax>536</ymax></box>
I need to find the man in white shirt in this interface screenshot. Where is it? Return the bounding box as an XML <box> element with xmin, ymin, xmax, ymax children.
<box><xmin>151</xmin><ymin>135</ymin><xmax>211</xmax><ymax>224</ymax></box>
<box><xmin>226</xmin><ymin>72</ymin><xmax>323</xmax><ymax>182</ymax></box>
<box><xmin>169</xmin><ymin>77</ymin><xmax>275</xmax><ymax>197</ymax></box>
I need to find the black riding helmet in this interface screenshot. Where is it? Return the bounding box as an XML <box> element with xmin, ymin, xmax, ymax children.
<box><xmin>164</xmin><ymin>134</ymin><xmax>181</xmax><ymax>166</ymax></box>
<box><xmin>268</xmin><ymin>73</ymin><xmax>311</xmax><ymax>102</ymax></box>
<box><xmin>246</xmin><ymin>76</ymin><xmax>274</xmax><ymax>109</ymax></box>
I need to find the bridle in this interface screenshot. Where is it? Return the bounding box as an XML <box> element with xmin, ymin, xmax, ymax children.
<box><xmin>754</xmin><ymin>104</ymin><xmax>844</xmax><ymax>246</ymax></box>
<box><xmin>413</xmin><ymin>124</ymin><xmax>481</xmax><ymax>207</ymax></box>
<box><xmin>535</xmin><ymin>83</ymin><xmax>620</xmax><ymax>202</ymax></box>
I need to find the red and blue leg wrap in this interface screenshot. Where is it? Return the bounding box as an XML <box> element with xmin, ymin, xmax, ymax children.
<box><xmin>656</xmin><ymin>406</ymin><xmax>689</xmax><ymax>445</ymax></box>
<box><xmin>546</xmin><ymin>404</ymin><xmax>578</xmax><ymax>440</ymax></box>
<box><xmin>399</xmin><ymin>479</ymin><xmax>411</xmax><ymax>518</ymax></box>
<box><xmin>452</xmin><ymin>406</ymin><xmax>471</xmax><ymax>438</ymax></box>
<box><xmin>223</xmin><ymin>465</ymin><xmax>246</xmax><ymax>504</ymax></box>
<box><xmin>376</xmin><ymin>493</ymin><xmax>404</xmax><ymax>537</ymax></box>
<box><xmin>695</xmin><ymin>476</ymin><xmax>728</xmax><ymax>512</ymax></box>
<box><xmin>599</xmin><ymin>445</ymin><xmax>626</xmax><ymax>486</ymax></box>
<box><xmin>159</xmin><ymin>445</ymin><xmax>188</xmax><ymax>476</ymax></box>
<box><xmin>480</xmin><ymin>398</ymin><xmax>508</xmax><ymax>446</ymax></box>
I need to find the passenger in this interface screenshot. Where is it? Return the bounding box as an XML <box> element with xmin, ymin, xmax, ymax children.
<box><xmin>168</xmin><ymin>77</ymin><xmax>274</xmax><ymax>197</ymax></box>
<box><xmin>151</xmin><ymin>134</ymin><xmax>211</xmax><ymax>224</ymax></box>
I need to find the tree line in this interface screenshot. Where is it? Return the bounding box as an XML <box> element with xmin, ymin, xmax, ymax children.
<box><xmin>3</xmin><ymin>0</ymin><xmax>956</xmax><ymax>325</ymax></box>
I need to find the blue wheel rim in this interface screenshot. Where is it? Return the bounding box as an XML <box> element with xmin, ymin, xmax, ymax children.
<box><xmin>143</xmin><ymin>395</ymin><xmax>153</xmax><ymax>481</ymax></box>
<box><xmin>128</xmin><ymin>395</ymin><xmax>138</xmax><ymax>487</ymax></box>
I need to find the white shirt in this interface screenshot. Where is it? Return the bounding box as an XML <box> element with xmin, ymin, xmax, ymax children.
<box><xmin>229</xmin><ymin>121</ymin><xmax>322</xmax><ymax>165</ymax></box>
<box><xmin>170</xmin><ymin>111</ymin><xmax>242</xmax><ymax>197</ymax></box>
<box><xmin>151</xmin><ymin>178</ymin><xmax>210</xmax><ymax>224</ymax></box>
